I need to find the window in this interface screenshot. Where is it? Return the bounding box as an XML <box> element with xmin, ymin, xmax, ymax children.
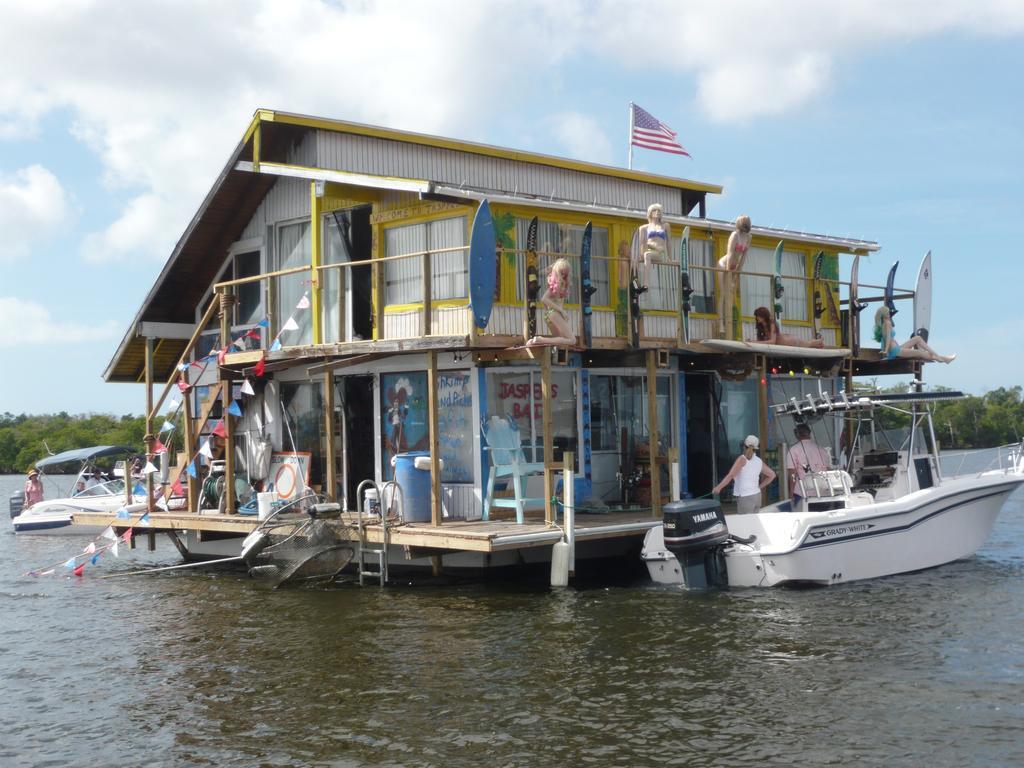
<box><xmin>275</xmin><ymin>220</ymin><xmax>312</xmax><ymax>345</ymax></box>
<box><xmin>688</xmin><ymin>239</ymin><xmax>716</xmax><ymax>314</ymax></box>
<box><xmin>280</xmin><ymin>380</ymin><xmax>325</xmax><ymax>490</ymax></box>
<box><xmin>514</xmin><ymin>219</ymin><xmax>610</xmax><ymax>306</ymax></box>
<box><xmin>740</xmin><ymin>246</ymin><xmax>807</xmax><ymax>321</ymax></box>
<box><xmin>590</xmin><ymin>373</ymin><xmax>674</xmax><ymax>453</ymax></box>
<box><xmin>384</xmin><ymin>216</ymin><xmax>467</xmax><ymax>306</ymax></box>
<box><xmin>234</xmin><ymin>251</ymin><xmax>262</xmax><ymax>326</ymax></box>
<box><xmin>485</xmin><ymin>370</ymin><xmax>578</xmax><ymax>466</ymax></box>
<box><xmin>323</xmin><ymin>212</ymin><xmax>352</xmax><ymax>344</ymax></box>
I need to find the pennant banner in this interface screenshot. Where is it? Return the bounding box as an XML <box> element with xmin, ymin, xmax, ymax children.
<box><xmin>281</xmin><ymin>316</ymin><xmax>299</xmax><ymax>332</ymax></box>
<box><xmin>227</xmin><ymin>400</ymin><xmax>243</xmax><ymax>418</ymax></box>
<box><xmin>241</xmin><ymin>379</ymin><xmax>255</xmax><ymax>396</ymax></box>
<box><xmin>296</xmin><ymin>293</ymin><xmax>311</xmax><ymax>310</ymax></box>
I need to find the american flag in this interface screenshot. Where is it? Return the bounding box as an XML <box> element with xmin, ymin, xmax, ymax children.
<box><xmin>630</xmin><ymin>104</ymin><xmax>690</xmax><ymax>157</ymax></box>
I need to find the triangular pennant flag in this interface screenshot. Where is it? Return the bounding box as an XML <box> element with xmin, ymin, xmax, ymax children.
<box><xmin>133</xmin><ymin>483</ymin><xmax>146</xmax><ymax>496</ymax></box>
<box><xmin>218</xmin><ymin>347</ymin><xmax>228</xmax><ymax>365</ymax></box>
<box><xmin>295</xmin><ymin>293</ymin><xmax>311</xmax><ymax>310</ymax></box>
<box><xmin>73</xmin><ymin>563</ymin><xmax>85</xmax><ymax>577</ymax></box>
<box><xmin>177</xmin><ymin>378</ymin><xmax>191</xmax><ymax>393</ymax></box>
<box><xmin>101</xmin><ymin>526</ymin><xmax>117</xmax><ymax>541</ymax></box>
<box><xmin>227</xmin><ymin>400</ymin><xmax>243</xmax><ymax>418</ymax></box>
<box><xmin>167</xmin><ymin>398</ymin><xmax>181</xmax><ymax>413</ymax></box>
<box><xmin>177</xmin><ymin>362</ymin><xmax>189</xmax><ymax>372</ymax></box>
<box><xmin>111</xmin><ymin>540</ymin><xmax>119</xmax><ymax>558</ymax></box>
<box><xmin>156</xmin><ymin>496</ymin><xmax>169</xmax><ymax>511</ymax></box>
<box><xmin>270</xmin><ymin>338</ymin><xmax>282</xmax><ymax>352</ymax></box>
<box><xmin>116</xmin><ymin>508</ymin><xmax>130</xmax><ymax>520</ymax></box>
<box><xmin>246</xmin><ymin>329</ymin><xmax>262</xmax><ymax>340</ymax></box>
<box><xmin>84</xmin><ymin>542</ymin><xmax>96</xmax><ymax>555</ymax></box>
<box><xmin>144</xmin><ymin>461</ymin><xmax>159</xmax><ymax>475</ymax></box>
<box><xmin>258</xmin><ymin>318</ymin><xmax>270</xmax><ymax>328</ymax></box>
<box><xmin>212</xmin><ymin>420</ymin><xmax>226</xmax><ymax>438</ymax></box>
<box><xmin>186</xmin><ymin>460</ymin><xmax>198</xmax><ymax>478</ymax></box>
<box><xmin>64</xmin><ymin>557</ymin><xmax>77</xmax><ymax>569</ymax></box>
<box><xmin>171</xmin><ymin>478</ymin><xmax>184</xmax><ymax>496</ymax></box>
<box><xmin>138</xmin><ymin>513</ymin><xmax>151</xmax><ymax>527</ymax></box>
<box><xmin>241</xmin><ymin>379</ymin><xmax>255</xmax><ymax>396</ymax></box>
<box><xmin>254</xmin><ymin>356</ymin><xmax>266</xmax><ymax>377</ymax></box>
<box><xmin>281</xmin><ymin>316</ymin><xmax>299</xmax><ymax>332</ymax></box>
<box><xmin>91</xmin><ymin>553</ymin><xmax>100</xmax><ymax>565</ymax></box>
<box><xmin>160</xmin><ymin>420</ymin><xmax>175</xmax><ymax>434</ymax></box>
<box><xmin>122</xmin><ymin>528</ymin><xmax>133</xmax><ymax>543</ymax></box>
<box><xmin>199</xmin><ymin>440</ymin><xmax>213</xmax><ymax>459</ymax></box>
<box><xmin>233</xmin><ymin>337</ymin><xmax>247</xmax><ymax>350</ymax></box>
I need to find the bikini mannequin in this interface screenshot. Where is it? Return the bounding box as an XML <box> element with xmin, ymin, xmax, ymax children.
<box><xmin>717</xmin><ymin>214</ymin><xmax>752</xmax><ymax>338</ymax></box>
<box><xmin>527</xmin><ymin>258</ymin><xmax>576</xmax><ymax>346</ymax></box>
<box><xmin>874</xmin><ymin>305</ymin><xmax>955</xmax><ymax>363</ymax></box>
<box><xmin>630</xmin><ymin>203</ymin><xmax>670</xmax><ymax>293</ymax></box>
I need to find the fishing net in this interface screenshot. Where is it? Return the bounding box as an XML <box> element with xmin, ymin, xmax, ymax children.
<box><xmin>245</xmin><ymin>493</ymin><xmax>356</xmax><ymax>588</ymax></box>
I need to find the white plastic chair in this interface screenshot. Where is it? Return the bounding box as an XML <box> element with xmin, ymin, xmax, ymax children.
<box><xmin>482</xmin><ymin>415</ymin><xmax>547</xmax><ymax>523</ymax></box>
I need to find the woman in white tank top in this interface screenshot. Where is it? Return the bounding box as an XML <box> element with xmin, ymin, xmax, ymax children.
<box><xmin>713</xmin><ymin>435</ymin><xmax>777</xmax><ymax>514</ymax></box>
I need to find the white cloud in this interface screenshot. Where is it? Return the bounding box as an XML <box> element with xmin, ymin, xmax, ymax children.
<box><xmin>0</xmin><ymin>297</ymin><xmax>119</xmax><ymax>347</ymax></box>
<box><xmin>1</xmin><ymin>0</ymin><xmax>1022</xmax><ymax>265</ymax></box>
<box><xmin>0</xmin><ymin>165</ymin><xmax>72</xmax><ymax>262</ymax></box>
<box><xmin>547</xmin><ymin>112</ymin><xmax>614</xmax><ymax>165</ymax></box>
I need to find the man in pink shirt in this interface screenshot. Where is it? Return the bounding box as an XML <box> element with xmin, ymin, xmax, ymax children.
<box><xmin>24</xmin><ymin>468</ymin><xmax>44</xmax><ymax>508</ymax></box>
<box><xmin>787</xmin><ymin>423</ymin><xmax>830</xmax><ymax>501</ymax></box>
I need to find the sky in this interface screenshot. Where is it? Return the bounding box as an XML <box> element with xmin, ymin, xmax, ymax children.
<box><xmin>1</xmin><ymin>0</ymin><xmax>1022</xmax><ymax>416</ymax></box>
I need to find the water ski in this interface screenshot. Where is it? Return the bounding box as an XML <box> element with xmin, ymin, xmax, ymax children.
<box><xmin>812</xmin><ymin>251</ymin><xmax>824</xmax><ymax>339</ymax></box>
<box><xmin>629</xmin><ymin>270</ymin><xmax>642</xmax><ymax>348</ymax></box>
<box><xmin>524</xmin><ymin>216</ymin><xmax>539</xmax><ymax>341</ymax></box>
<box><xmin>680</xmin><ymin>226</ymin><xmax>693</xmax><ymax>343</ymax></box>
<box><xmin>772</xmin><ymin>240</ymin><xmax>784</xmax><ymax>322</ymax></box>
<box><xmin>580</xmin><ymin>221</ymin><xmax>596</xmax><ymax>348</ymax></box>
<box><xmin>849</xmin><ymin>254</ymin><xmax>867</xmax><ymax>355</ymax></box>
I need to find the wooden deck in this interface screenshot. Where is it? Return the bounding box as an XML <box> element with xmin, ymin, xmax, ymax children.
<box><xmin>69</xmin><ymin>509</ymin><xmax>661</xmax><ymax>554</ymax></box>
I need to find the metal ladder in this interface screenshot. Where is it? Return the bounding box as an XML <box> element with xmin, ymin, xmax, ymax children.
<box><xmin>355</xmin><ymin>479</ymin><xmax>387</xmax><ymax>585</ymax></box>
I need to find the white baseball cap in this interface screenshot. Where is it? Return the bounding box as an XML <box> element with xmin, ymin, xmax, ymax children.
<box><xmin>743</xmin><ymin>435</ymin><xmax>760</xmax><ymax>449</ymax></box>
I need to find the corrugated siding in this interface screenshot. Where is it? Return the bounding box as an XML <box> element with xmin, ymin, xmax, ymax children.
<box><xmin>433</xmin><ymin>306</ymin><xmax>472</xmax><ymax>335</ymax></box>
<box><xmin>318</xmin><ymin>131</ymin><xmax>685</xmax><ymax>214</ymax></box>
<box><xmin>383</xmin><ymin>309</ymin><xmax>423</xmax><ymax>338</ymax></box>
<box><xmin>643</xmin><ymin>315</ymin><xmax>676</xmax><ymax>340</ymax></box>
<box><xmin>240</xmin><ymin>177</ymin><xmax>311</xmax><ymax>240</ymax></box>
<box><xmin>444</xmin><ymin>484</ymin><xmax>478</xmax><ymax>520</ymax></box>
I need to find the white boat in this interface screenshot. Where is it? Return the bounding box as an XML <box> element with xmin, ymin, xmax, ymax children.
<box><xmin>11</xmin><ymin>445</ymin><xmax>147</xmax><ymax>534</ymax></box>
<box><xmin>644</xmin><ymin>390</ymin><xmax>1024</xmax><ymax>587</ymax></box>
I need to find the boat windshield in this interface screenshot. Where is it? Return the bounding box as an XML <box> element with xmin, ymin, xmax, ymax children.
<box><xmin>73</xmin><ymin>478</ymin><xmax>126</xmax><ymax>498</ymax></box>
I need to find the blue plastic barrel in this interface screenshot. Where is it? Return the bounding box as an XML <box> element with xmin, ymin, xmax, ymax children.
<box><xmin>394</xmin><ymin>451</ymin><xmax>432</xmax><ymax>522</ymax></box>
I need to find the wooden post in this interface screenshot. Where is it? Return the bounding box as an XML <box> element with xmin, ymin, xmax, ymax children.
<box><xmin>562</xmin><ymin>451</ymin><xmax>575</xmax><ymax>575</ymax></box>
<box><xmin>323</xmin><ymin>370</ymin><xmax>337</xmax><ymax>502</ymax></box>
<box><xmin>422</xmin><ymin>250</ymin><xmax>432</xmax><ymax>336</ymax></box>
<box><xmin>144</xmin><ymin>337</ymin><xmax>156</xmax><ymax>514</ymax></box>
<box><xmin>182</xmin><ymin>382</ymin><xmax>197</xmax><ymax>514</ymax></box>
<box><xmin>541</xmin><ymin>350</ymin><xmax>554</xmax><ymax>525</ymax></box>
<box><xmin>668</xmin><ymin>447</ymin><xmax>680</xmax><ymax>501</ymax></box>
<box><xmin>428</xmin><ymin>350</ymin><xmax>442</xmax><ymax>526</ymax></box>
<box><xmin>220</xmin><ymin>288</ymin><xmax>236</xmax><ymax>514</ymax></box>
<box><xmin>310</xmin><ymin>182</ymin><xmax>324</xmax><ymax>345</ymax></box>
<box><xmin>646</xmin><ymin>350</ymin><xmax>661</xmax><ymax>518</ymax></box>
<box><xmin>757</xmin><ymin>354</ymin><xmax>770</xmax><ymax>507</ymax></box>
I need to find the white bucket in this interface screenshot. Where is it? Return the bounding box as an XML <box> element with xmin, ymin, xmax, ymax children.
<box><xmin>364</xmin><ymin>487</ymin><xmax>380</xmax><ymax>516</ymax></box>
<box><xmin>257</xmin><ymin>491</ymin><xmax>279</xmax><ymax>521</ymax></box>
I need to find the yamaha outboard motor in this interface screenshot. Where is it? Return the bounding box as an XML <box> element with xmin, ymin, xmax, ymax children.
<box><xmin>662</xmin><ymin>498</ymin><xmax>730</xmax><ymax>588</ymax></box>
<box><xmin>10</xmin><ymin>489</ymin><xmax>24</xmax><ymax>520</ymax></box>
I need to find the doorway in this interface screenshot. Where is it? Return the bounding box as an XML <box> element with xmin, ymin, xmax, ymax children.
<box><xmin>342</xmin><ymin>375</ymin><xmax>375</xmax><ymax>509</ymax></box>
<box><xmin>324</xmin><ymin>206</ymin><xmax>373</xmax><ymax>342</ymax></box>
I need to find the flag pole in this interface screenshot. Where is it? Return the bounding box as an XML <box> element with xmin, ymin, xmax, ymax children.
<box><xmin>628</xmin><ymin>102</ymin><xmax>634</xmax><ymax>170</ymax></box>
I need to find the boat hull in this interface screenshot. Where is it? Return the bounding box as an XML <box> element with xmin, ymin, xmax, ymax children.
<box><xmin>724</xmin><ymin>474</ymin><xmax>1023</xmax><ymax>587</ymax></box>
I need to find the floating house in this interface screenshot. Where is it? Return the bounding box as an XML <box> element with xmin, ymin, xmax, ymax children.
<box><xmin>95</xmin><ymin>109</ymin><xmax>921</xmax><ymax>579</ymax></box>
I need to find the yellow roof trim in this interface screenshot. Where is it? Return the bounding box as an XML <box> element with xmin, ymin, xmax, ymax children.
<box><xmin>256</xmin><ymin>109</ymin><xmax>724</xmax><ymax>196</ymax></box>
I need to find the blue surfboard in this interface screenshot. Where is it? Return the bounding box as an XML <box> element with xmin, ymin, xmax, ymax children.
<box><xmin>469</xmin><ymin>200</ymin><xmax>497</xmax><ymax>329</ymax></box>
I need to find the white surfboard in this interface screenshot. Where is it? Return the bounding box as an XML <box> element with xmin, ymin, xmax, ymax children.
<box><xmin>700</xmin><ymin>338</ymin><xmax>852</xmax><ymax>358</ymax></box>
<box><xmin>913</xmin><ymin>250</ymin><xmax>932</xmax><ymax>342</ymax></box>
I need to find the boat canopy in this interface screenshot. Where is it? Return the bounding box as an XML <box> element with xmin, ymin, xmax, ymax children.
<box><xmin>35</xmin><ymin>445</ymin><xmax>136</xmax><ymax>469</ymax></box>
